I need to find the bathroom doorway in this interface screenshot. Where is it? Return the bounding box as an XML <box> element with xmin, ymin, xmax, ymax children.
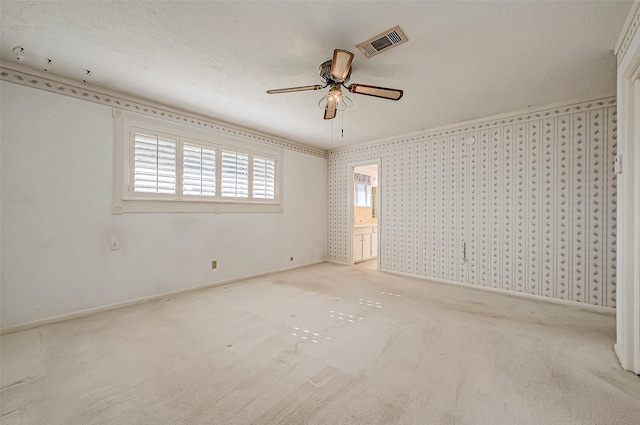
<box><xmin>349</xmin><ymin>160</ymin><xmax>380</xmax><ymax>269</ymax></box>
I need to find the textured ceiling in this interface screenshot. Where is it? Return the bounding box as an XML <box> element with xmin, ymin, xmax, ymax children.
<box><xmin>0</xmin><ymin>1</ymin><xmax>631</xmax><ymax>150</ymax></box>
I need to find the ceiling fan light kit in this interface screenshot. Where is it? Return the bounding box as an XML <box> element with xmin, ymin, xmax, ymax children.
<box><xmin>267</xmin><ymin>48</ymin><xmax>404</xmax><ymax>120</ymax></box>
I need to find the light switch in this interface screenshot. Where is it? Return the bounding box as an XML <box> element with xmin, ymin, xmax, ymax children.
<box><xmin>110</xmin><ymin>236</ymin><xmax>120</xmax><ymax>250</ymax></box>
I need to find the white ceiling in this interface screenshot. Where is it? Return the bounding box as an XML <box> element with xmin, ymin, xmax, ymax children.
<box><xmin>0</xmin><ymin>1</ymin><xmax>631</xmax><ymax>150</ymax></box>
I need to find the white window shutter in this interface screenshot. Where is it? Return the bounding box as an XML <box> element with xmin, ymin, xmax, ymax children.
<box><xmin>183</xmin><ymin>143</ymin><xmax>216</xmax><ymax>196</ymax></box>
<box><xmin>221</xmin><ymin>150</ymin><xmax>249</xmax><ymax>198</ymax></box>
<box><xmin>253</xmin><ymin>156</ymin><xmax>276</xmax><ymax>199</ymax></box>
<box><xmin>133</xmin><ymin>133</ymin><xmax>176</xmax><ymax>194</ymax></box>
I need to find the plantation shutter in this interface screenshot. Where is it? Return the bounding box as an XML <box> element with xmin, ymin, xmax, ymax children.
<box><xmin>252</xmin><ymin>156</ymin><xmax>276</xmax><ymax>199</ymax></box>
<box><xmin>133</xmin><ymin>132</ymin><xmax>176</xmax><ymax>194</ymax></box>
<box><xmin>221</xmin><ymin>150</ymin><xmax>249</xmax><ymax>198</ymax></box>
<box><xmin>183</xmin><ymin>143</ymin><xmax>216</xmax><ymax>196</ymax></box>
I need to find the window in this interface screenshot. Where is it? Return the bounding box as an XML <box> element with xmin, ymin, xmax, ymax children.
<box><xmin>133</xmin><ymin>132</ymin><xmax>177</xmax><ymax>194</ymax></box>
<box><xmin>183</xmin><ymin>143</ymin><xmax>216</xmax><ymax>197</ymax></box>
<box><xmin>253</xmin><ymin>155</ymin><xmax>276</xmax><ymax>199</ymax></box>
<box><xmin>113</xmin><ymin>110</ymin><xmax>282</xmax><ymax>213</ymax></box>
<box><xmin>354</xmin><ymin>183</ymin><xmax>371</xmax><ymax>207</ymax></box>
<box><xmin>354</xmin><ymin>173</ymin><xmax>372</xmax><ymax>207</ymax></box>
<box><xmin>221</xmin><ymin>150</ymin><xmax>249</xmax><ymax>198</ymax></box>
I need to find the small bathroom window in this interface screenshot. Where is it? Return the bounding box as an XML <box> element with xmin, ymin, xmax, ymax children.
<box><xmin>354</xmin><ymin>173</ymin><xmax>372</xmax><ymax>207</ymax></box>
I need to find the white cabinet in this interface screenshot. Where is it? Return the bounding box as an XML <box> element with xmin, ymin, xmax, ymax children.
<box><xmin>353</xmin><ymin>234</ymin><xmax>364</xmax><ymax>262</ymax></box>
<box><xmin>353</xmin><ymin>225</ymin><xmax>378</xmax><ymax>263</ymax></box>
<box><xmin>362</xmin><ymin>233</ymin><xmax>372</xmax><ymax>259</ymax></box>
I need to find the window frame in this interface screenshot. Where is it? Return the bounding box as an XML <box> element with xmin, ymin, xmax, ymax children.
<box><xmin>113</xmin><ymin>109</ymin><xmax>283</xmax><ymax>214</ymax></box>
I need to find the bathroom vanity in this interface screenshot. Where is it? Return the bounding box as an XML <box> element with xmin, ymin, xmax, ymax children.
<box><xmin>353</xmin><ymin>224</ymin><xmax>378</xmax><ymax>263</ymax></box>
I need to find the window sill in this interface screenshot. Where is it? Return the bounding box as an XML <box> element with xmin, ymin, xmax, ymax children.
<box><xmin>112</xmin><ymin>199</ymin><xmax>282</xmax><ymax>214</ymax></box>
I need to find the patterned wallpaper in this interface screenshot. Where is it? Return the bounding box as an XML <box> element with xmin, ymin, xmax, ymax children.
<box><xmin>329</xmin><ymin>97</ymin><xmax>617</xmax><ymax>307</ymax></box>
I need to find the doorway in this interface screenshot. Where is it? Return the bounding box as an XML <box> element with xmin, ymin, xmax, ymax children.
<box><xmin>349</xmin><ymin>160</ymin><xmax>381</xmax><ymax>269</ymax></box>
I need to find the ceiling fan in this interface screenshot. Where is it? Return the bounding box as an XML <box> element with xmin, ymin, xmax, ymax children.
<box><xmin>266</xmin><ymin>49</ymin><xmax>403</xmax><ymax>120</ymax></box>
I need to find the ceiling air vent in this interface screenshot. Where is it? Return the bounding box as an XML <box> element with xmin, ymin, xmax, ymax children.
<box><xmin>356</xmin><ymin>26</ymin><xmax>408</xmax><ymax>58</ymax></box>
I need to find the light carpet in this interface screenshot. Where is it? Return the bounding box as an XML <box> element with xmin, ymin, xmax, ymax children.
<box><xmin>1</xmin><ymin>262</ymin><xmax>639</xmax><ymax>424</ymax></box>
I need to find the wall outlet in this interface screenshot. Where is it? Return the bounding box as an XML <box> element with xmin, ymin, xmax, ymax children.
<box><xmin>211</xmin><ymin>260</ymin><xmax>217</xmax><ymax>269</ymax></box>
<box><xmin>110</xmin><ymin>236</ymin><xmax>120</xmax><ymax>250</ymax></box>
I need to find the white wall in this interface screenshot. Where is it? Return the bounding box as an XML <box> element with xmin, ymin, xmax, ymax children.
<box><xmin>0</xmin><ymin>81</ymin><xmax>328</xmax><ymax>329</ymax></box>
<box><xmin>330</xmin><ymin>96</ymin><xmax>618</xmax><ymax>308</ymax></box>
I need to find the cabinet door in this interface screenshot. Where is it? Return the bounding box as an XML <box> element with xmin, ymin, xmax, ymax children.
<box><xmin>371</xmin><ymin>230</ymin><xmax>378</xmax><ymax>258</ymax></box>
<box><xmin>363</xmin><ymin>233</ymin><xmax>372</xmax><ymax>259</ymax></box>
<box><xmin>353</xmin><ymin>235</ymin><xmax>363</xmax><ymax>262</ymax></box>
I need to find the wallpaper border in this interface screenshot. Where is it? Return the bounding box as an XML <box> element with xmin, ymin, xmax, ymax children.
<box><xmin>0</xmin><ymin>61</ymin><xmax>327</xmax><ymax>159</ymax></box>
<box><xmin>331</xmin><ymin>96</ymin><xmax>616</xmax><ymax>157</ymax></box>
<box><xmin>615</xmin><ymin>1</ymin><xmax>640</xmax><ymax>65</ymax></box>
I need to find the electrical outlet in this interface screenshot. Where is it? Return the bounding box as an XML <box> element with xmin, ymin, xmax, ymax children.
<box><xmin>211</xmin><ymin>260</ymin><xmax>217</xmax><ymax>269</ymax></box>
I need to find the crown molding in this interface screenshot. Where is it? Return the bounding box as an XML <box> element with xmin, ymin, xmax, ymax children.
<box><xmin>331</xmin><ymin>94</ymin><xmax>616</xmax><ymax>156</ymax></box>
<box><xmin>615</xmin><ymin>1</ymin><xmax>640</xmax><ymax>64</ymax></box>
<box><xmin>1</xmin><ymin>60</ymin><xmax>616</xmax><ymax>161</ymax></box>
<box><xmin>0</xmin><ymin>61</ymin><xmax>328</xmax><ymax>159</ymax></box>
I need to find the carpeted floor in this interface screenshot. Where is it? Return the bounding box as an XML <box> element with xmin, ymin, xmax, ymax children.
<box><xmin>1</xmin><ymin>262</ymin><xmax>639</xmax><ymax>425</ymax></box>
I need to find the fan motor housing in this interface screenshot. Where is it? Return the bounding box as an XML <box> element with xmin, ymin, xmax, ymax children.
<box><xmin>319</xmin><ymin>60</ymin><xmax>350</xmax><ymax>85</ymax></box>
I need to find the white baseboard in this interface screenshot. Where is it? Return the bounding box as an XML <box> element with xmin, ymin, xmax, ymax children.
<box><xmin>326</xmin><ymin>259</ymin><xmax>349</xmax><ymax>266</ymax></box>
<box><xmin>0</xmin><ymin>259</ymin><xmax>327</xmax><ymax>335</ymax></box>
<box><xmin>381</xmin><ymin>268</ymin><xmax>615</xmax><ymax>314</ymax></box>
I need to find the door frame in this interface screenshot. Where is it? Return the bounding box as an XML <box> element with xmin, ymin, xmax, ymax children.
<box><xmin>615</xmin><ymin>3</ymin><xmax>640</xmax><ymax>374</ymax></box>
<box><xmin>348</xmin><ymin>159</ymin><xmax>382</xmax><ymax>268</ymax></box>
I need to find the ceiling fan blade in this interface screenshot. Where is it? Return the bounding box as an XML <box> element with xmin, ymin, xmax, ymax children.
<box><xmin>266</xmin><ymin>85</ymin><xmax>324</xmax><ymax>94</ymax></box>
<box><xmin>324</xmin><ymin>97</ymin><xmax>337</xmax><ymax>120</ymax></box>
<box><xmin>347</xmin><ymin>84</ymin><xmax>404</xmax><ymax>100</ymax></box>
<box><xmin>330</xmin><ymin>49</ymin><xmax>354</xmax><ymax>82</ymax></box>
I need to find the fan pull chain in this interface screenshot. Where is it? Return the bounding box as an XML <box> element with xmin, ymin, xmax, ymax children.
<box><xmin>330</xmin><ymin>119</ymin><xmax>333</xmax><ymax>154</ymax></box>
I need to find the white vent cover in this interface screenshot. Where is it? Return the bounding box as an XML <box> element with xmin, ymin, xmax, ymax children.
<box><xmin>356</xmin><ymin>26</ymin><xmax>408</xmax><ymax>58</ymax></box>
